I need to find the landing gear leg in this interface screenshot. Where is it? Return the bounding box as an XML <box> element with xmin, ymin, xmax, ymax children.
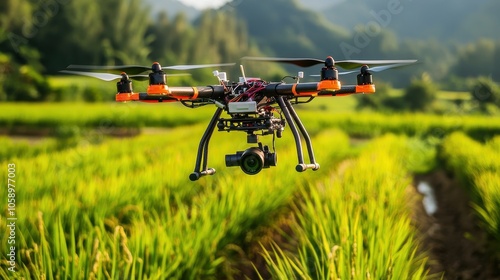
<box><xmin>276</xmin><ymin>96</ymin><xmax>320</xmax><ymax>172</ymax></box>
<box><xmin>189</xmin><ymin>107</ymin><xmax>223</xmax><ymax>181</ymax></box>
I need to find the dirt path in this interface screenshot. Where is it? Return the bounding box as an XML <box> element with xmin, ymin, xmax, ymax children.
<box><xmin>414</xmin><ymin>171</ymin><xmax>500</xmax><ymax>279</ymax></box>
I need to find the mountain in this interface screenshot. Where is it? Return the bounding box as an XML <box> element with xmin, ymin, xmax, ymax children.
<box><xmin>229</xmin><ymin>0</ymin><xmax>350</xmax><ymax>58</ymax></box>
<box><xmin>320</xmin><ymin>0</ymin><xmax>500</xmax><ymax>43</ymax></box>
<box><xmin>144</xmin><ymin>0</ymin><xmax>200</xmax><ymax>20</ymax></box>
<box><xmin>143</xmin><ymin>0</ymin><xmax>500</xmax><ymax>43</ymax></box>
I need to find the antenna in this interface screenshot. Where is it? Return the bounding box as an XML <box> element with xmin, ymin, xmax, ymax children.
<box><xmin>213</xmin><ymin>70</ymin><xmax>227</xmax><ymax>84</ymax></box>
<box><xmin>297</xmin><ymin>71</ymin><xmax>304</xmax><ymax>83</ymax></box>
<box><xmin>240</xmin><ymin>65</ymin><xmax>247</xmax><ymax>83</ymax></box>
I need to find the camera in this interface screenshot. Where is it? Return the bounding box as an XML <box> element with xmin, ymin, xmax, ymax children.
<box><xmin>225</xmin><ymin>144</ymin><xmax>277</xmax><ymax>175</ymax></box>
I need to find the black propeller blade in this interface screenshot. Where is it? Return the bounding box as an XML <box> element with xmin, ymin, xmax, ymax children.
<box><xmin>241</xmin><ymin>56</ymin><xmax>417</xmax><ymax>70</ymax></box>
<box><xmin>310</xmin><ymin>62</ymin><xmax>418</xmax><ymax>77</ymax></box>
<box><xmin>333</xmin><ymin>59</ymin><xmax>417</xmax><ymax>70</ymax></box>
<box><xmin>60</xmin><ymin>70</ymin><xmax>189</xmax><ymax>81</ymax></box>
<box><xmin>66</xmin><ymin>62</ymin><xmax>236</xmax><ymax>75</ymax></box>
<box><xmin>339</xmin><ymin>62</ymin><xmax>416</xmax><ymax>74</ymax></box>
<box><xmin>241</xmin><ymin>57</ymin><xmax>324</xmax><ymax>68</ymax></box>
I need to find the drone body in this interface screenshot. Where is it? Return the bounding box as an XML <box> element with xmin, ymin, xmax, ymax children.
<box><xmin>63</xmin><ymin>57</ymin><xmax>416</xmax><ymax>180</ymax></box>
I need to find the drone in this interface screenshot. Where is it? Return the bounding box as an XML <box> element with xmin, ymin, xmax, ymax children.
<box><xmin>62</xmin><ymin>56</ymin><xmax>416</xmax><ymax>181</ymax></box>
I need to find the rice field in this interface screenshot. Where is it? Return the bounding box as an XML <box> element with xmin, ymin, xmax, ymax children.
<box><xmin>441</xmin><ymin>133</ymin><xmax>500</xmax><ymax>244</ymax></box>
<box><xmin>1</xmin><ymin>102</ymin><xmax>500</xmax><ymax>279</ymax></box>
<box><xmin>2</xmin><ymin>102</ymin><xmax>500</xmax><ymax>138</ymax></box>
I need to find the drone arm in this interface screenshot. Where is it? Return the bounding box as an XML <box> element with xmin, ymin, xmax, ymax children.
<box><xmin>265</xmin><ymin>82</ymin><xmax>375</xmax><ymax>97</ymax></box>
<box><xmin>317</xmin><ymin>84</ymin><xmax>376</xmax><ymax>96</ymax></box>
<box><xmin>116</xmin><ymin>85</ymin><xmax>226</xmax><ymax>102</ymax></box>
<box><xmin>170</xmin><ymin>86</ymin><xmax>226</xmax><ymax>99</ymax></box>
<box><xmin>265</xmin><ymin>82</ymin><xmax>320</xmax><ymax>97</ymax></box>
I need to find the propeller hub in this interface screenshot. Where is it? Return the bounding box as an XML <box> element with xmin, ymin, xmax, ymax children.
<box><xmin>117</xmin><ymin>72</ymin><xmax>133</xmax><ymax>93</ymax></box>
<box><xmin>325</xmin><ymin>56</ymin><xmax>335</xmax><ymax>68</ymax></box>
<box><xmin>149</xmin><ymin>63</ymin><xmax>166</xmax><ymax>85</ymax></box>
<box><xmin>120</xmin><ymin>72</ymin><xmax>129</xmax><ymax>80</ymax></box>
<box><xmin>360</xmin><ymin>65</ymin><xmax>370</xmax><ymax>74</ymax></box>
<box><xmin>357</xmin><ymin>65</ymin><xmax>373</xmax><ymax>85</ymax></box>
<box><xmin>152</xmin><ymin>62</ymin><xmax>162</xmax><ymax>73</ymax></box>
<box><xmin>321</xmin><ymin>56</ymin><xmax>338</xmax><ymax>81</ymax></box>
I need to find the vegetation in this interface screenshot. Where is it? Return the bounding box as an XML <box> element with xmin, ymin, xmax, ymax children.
<box><xmin>262</xmin><ymin>135</ymin><xmax>430</xmax><ymax>279</ymax></box>
<box><xmin>321</xmin><ymin>0</ymin><xmax>500</xmax><ymax>43</ymax></box>
<box><xmin>1</xmin><ymin>0</ymin><xmax>500</xmax><ymax>103</ymax></box>
<box><xmin>441</xmin><ymin>133</ymin><xmax>500</xmax><ymax>247</ymax></box>
<box><xmin>0</xmin><ymin>102</ymin><xmax>214</xmax><ymax>131</ymax></box>
<box><xmin>0</xmin><ymin>123</ymin><xmax>355</xmax><ymax>278</ymax></box>
<box><xmin>3</xmin><ymin>102</ymin><xmax>500</xmax><ymax>140</ymax></box>
<box><xmin>402</xmin><ymin>73</ymin><xmax>438</xmax><ymax>112</ymax></box>
<box><xmin>1</xmin><ymin>0</ymin><xmax>499</xmax><ymax>278</ymax></box>
<box><xmin>470</xmin><ymin>77</ymin><xmax>500</xmax><ymax>113</ymax></box>
<box><xmin>1</xmin><ymin>103</ymin><xmax>500</xmax><ymax>278</ymax></box>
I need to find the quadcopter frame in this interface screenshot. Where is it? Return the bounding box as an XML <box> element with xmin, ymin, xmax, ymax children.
<box><xmin>114</xmin><ymin>76</ymin><xmax>375</xmax><ymax>180</ymax></box>
<box><xmin>63</xmin><ymin>57</ymin><xmax>415</xmax><ymax>180</ymax></box>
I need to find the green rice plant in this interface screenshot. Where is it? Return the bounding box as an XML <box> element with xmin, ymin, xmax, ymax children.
<box><xmin>441</xmin><ymin>132</ymin><xmax>500</xmax><ymax>243</ymax></box>
<box><xmin>487</xmin><ymin>135</ymin><xmax>500</xmax><ymax>152</ymax></box>
<box><xmin>472</xmin><ymin>172</ymin><xmax>500</xmax><ymax>240</ymax></box>
<box><xmin>0</xmin><ymin>120</ymin><xmax>354</xmax><ymax>278</ymax></box>
<box><xmin>3</xmin><ymin>103</ymin><xmax>500</xmax><ymax>140</ymax></box>
<box><xmin>261</xmin><ymin>134</ymin><xmax>431</xmax><ymax>279</ymax></box>
<box><xmin>298</xmin><ymin>111</ymin><xmax>500</xmax><ymax>139</ymax></box>
<box><xmin>0</xmin><ymin>136</ymin><xmax>61</xmax><ymax>160</ymax></box>
<box><xmin>0</xmin><ymin>102</ymin><xmax>214</xmax><ymax>131</ymax></box>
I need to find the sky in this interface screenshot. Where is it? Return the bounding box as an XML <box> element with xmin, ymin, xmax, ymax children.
<box><xmin>178</xmin><ymin>0</ymin><xmax>230</xmax><ymax>10</ymax></box>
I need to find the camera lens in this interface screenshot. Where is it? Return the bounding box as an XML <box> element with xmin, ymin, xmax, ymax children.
<box><xmin>240</xmin><ymin>148</ymin><xmax>264</xmax><ymax>175</ymax></box>
<box><xmin>225</xmin><ymin>152</ymin><xmax>242</xmax><ymax>167</ymax></box>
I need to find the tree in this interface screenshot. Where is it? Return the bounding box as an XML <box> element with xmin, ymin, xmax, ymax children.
<box><xmin>189</xmin><ymin>11</ymin><xmax>285</xmax><ymax>83</ymax></box>
<box><xmin>403</xmin><ymin>73</ymin><xmax>438</xmax><ymax>112</ymax></box>
<box><xmin>470</xmin><ymin>77</ymin><xmax>500</xmax><ymax>112</ymax></box>
<box><xmin>0</xmin><ymin>0</ymin><xmax>33</xmax><ymax>55</ymax></box>
<box><xmin>454</xmin><ymin>39</ymin><xmax>496</xmax><ymax>81</ymax></box>
<box><xmin>31</xmin><ymin>0</ymin><xmax>104</xmax><ymax>72</ymax></box>
<box><xmin>27</xmin><ymin>0</ymin><xmax>152</xmax><ymax>73</ymax></box>
<box><xmin>98</xmin><ymin>0</ymin><xmax>152</xmax><ymax>65</ymax></box>
<box><xmin>0</xmin><ymin>50</ymin><xmax>50</xmax><ymax>101</ymax></box>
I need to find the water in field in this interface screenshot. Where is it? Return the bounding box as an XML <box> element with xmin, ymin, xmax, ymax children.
<box><xmin>417</xmin><ymin>181</ymin><xmax>438</xmax><ymax>215</ymax></box>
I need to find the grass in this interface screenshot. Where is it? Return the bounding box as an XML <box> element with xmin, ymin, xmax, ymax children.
<box><xmin>299</xmin><ymin>111</ymin><xmax>500</xmax><ymax>139</ymax></box>
<box><xmin>0</xmin><ymin>102</ymin><xmax>214</xmax><ymax>131</ymax></box>
<box><xmin>2</xmin><ymin>102</ymin><xmax>500</xmax><ymax>140</ymax></box>
<box><xmin>436</xmin><ymin>90</ymin><xmax>470</xmax><ymax>101</ymax></box>
<box><xmin>0</xmin><ymin>120</ymin><xmax>356</xmax><ymax>278</ymax></box>
<box><xmin>381</xmin><ymin>88</ymin><xmax>469</xmax><ymax>100</ymax></box>
<box><xmin>260</xmin><ymin>135</ymin><xmax>432</xmax><ymax>279</ymax></box>
<box><xmin>1</xmin><ymin>100</ymin><xmax>499</xmax><ymax>278</ymax></box>
<box><xmin>441</xmin><ymin>132</ymin><xmax>500</xmax><ymax>245</ymax></box>
<box><xmin>49</xmin><ymin>76</ymin><xmax>117</xmax><ymax>91</ymax></box>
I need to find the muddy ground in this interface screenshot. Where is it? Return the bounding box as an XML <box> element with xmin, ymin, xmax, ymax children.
<box><xmin>414</xmin><ymin>171</ymin><xmax>500</xmax><ymax>280</ymax></box>
<box><xmin>239</xmin><ymin>170</ymin><xmax>500</xmax><ymax>279</ymax></box>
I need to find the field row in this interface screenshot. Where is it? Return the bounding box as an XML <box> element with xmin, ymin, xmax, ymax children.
<box><xmin>262</xmin><ymin>135</ymin><xmax>431</xmax><ymax>279</ymax></box>
<box><xmin>1</xmin><ymin>125</ymin><xmax>435</xmax><ymax>278</ymax></box>
<box><xmin>441</xmin><ymin>133</ymin><xmax>500</xmax><ymax>248</ymax></box>
<box><xmin>0</xmin><ymin>124</ymin><xmax>349</xmax><ymax>278</ymax></box>
<box><xmin>2</xmin><ymin>102</ymin><xmax>500</xmax><ymax>140</ymax></box>
<box><xmin>0</xmin><ymin>103</ymin><xmax>215</xmax><ymax>131</ymax></box>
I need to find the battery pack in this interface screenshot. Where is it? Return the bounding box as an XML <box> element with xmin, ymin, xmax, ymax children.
<box><xmin>228</xmin><ymin>101</ymin><xmax>257</xmax><ymax>113</ymax></box>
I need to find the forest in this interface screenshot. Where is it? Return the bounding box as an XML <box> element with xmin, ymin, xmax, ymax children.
<box><xmin>2</xmin><ymin>0</ymin><xmax>500</xmax><ymax>279</ymax></box>
<box><xmin>1</xmin><ymin>0</ymin><xmax>500</xmax><ymax>106</ymax></box>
